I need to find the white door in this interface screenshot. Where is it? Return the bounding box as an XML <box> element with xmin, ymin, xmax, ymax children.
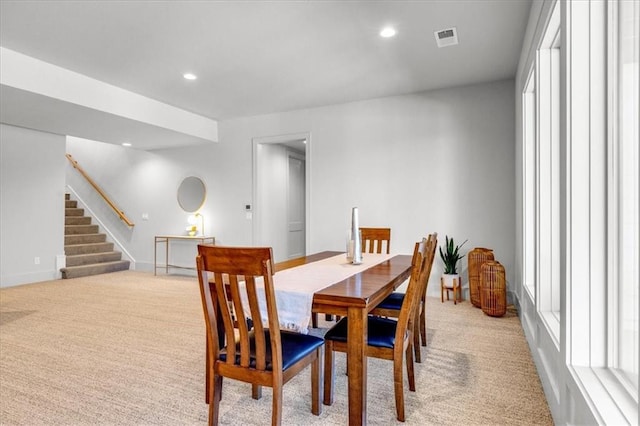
<box><xmin>287</xmin><ymin>153</ymin><xmax>305</xmax><ymax>258</ymax></box>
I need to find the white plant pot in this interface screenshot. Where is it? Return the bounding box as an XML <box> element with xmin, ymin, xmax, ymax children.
<box><xmin>441</xmin><ymin>273</ymin><xmax>460</xmax><ymax>289</ymax></box>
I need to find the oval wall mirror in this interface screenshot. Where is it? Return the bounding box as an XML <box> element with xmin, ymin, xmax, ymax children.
<box><xmin>177</xmin><ymin>176</ymin><xmax>206</xmax><ymax>212</ymax></box>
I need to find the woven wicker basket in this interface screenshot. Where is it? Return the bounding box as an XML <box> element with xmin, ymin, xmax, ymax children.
<box><xmin>480</xmin><ymin>261</ymin><xmax>506</xmax><ymax>317</ymax></box>
<box><xmin>468</xmin><ymin>248</ymin><xmax>494</xmax><ymax>308</ymax></box>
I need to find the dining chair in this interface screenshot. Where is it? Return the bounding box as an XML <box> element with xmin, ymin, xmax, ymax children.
<box><xmin>311</xmin><ymin>227</ymin><xmax>392</xmax><ymax>328</ymax></box>
<box><xmin>370</xmin><ymin>233</ymin><xmax>438</xmax><ymax>363</ymax></box>
<box><xmin>360</xmin><ymin>227</ymin><xmax>391</xmax><ymax>254</ymax></box>
<box><xmin>196</xmin><ymin>245</ymin><xmax>324</xmax><ymax>426</ymax></box>
<box><xmin>322</xmin><ymin>238</ymin><xmax>429</xmax><ymax>422</ymax></box>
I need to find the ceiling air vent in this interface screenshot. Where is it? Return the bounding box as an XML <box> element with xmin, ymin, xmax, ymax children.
<box><xmin>434</xmin><ymin>27</ymin><xmax>459</xmax><ymax>48</ymax></box>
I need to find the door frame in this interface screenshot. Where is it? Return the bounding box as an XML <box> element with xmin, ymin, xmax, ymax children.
<box><xmin>252</xmin><ymin>132</ymin><xmax>311</xmax><ymax>255</ymax></box>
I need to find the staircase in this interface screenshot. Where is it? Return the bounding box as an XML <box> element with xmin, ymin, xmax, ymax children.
<box><xmin>61</xmin><ymin>194</ymin><xmax>130</xmax><ymax>279</ymax></box>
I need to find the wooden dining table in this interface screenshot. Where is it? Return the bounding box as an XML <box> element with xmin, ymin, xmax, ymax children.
<box><xmin>205</xmin><ymin>250</ymin><xmax>413</xmax><ymax>426</ymax></box>
<box><xmin>277</xmin><ymin>251</ymin><xmax>413</xmax><ymax>425</ymax></box>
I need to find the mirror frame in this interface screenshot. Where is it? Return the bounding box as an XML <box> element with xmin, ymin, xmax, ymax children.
<box><xmin>177</xmin><ymin>176</ymin><xmax>206</xmax><ymax>212</ymax></box>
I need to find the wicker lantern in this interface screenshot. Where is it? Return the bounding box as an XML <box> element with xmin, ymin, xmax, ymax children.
<box><xmin>480</xmin><ymin>261</ymin><xmax>507</xmax><ymax>317</ymax></box>
<box><xmin>468</xmin><ymin>248</ymin><xmax>494</xmax><ymax>308</ymax></box>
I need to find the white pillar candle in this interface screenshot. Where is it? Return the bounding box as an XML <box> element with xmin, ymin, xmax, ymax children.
<box><xmin>351</xmin><ymin>207</ymin><xmax>362</xmax><ymax>264</ymax></box>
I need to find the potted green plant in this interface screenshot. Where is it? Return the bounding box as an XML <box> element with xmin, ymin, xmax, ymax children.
<box><xmin>439</xmin><ymin>235</ymin><xmax>468</xmax><ymax>292</ymax></box>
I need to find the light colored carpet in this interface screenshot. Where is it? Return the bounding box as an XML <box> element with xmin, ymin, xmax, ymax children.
<box><xmin>0</xmin><ymin>271</ymin><xmax>552</xmax><ymax>425</ymax></box>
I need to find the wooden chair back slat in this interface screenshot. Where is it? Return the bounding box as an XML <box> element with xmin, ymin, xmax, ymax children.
<box><xmin>360</xmin><ymin>227</ymin><xmax>391</xmax><ymax>254</ymax></box>
<box><xmin>198</xmin><ymin>261</ymin><xmax>220</xmax><ymax>357</ymax></box>
<box><xmin>215</xmin><ymin>272</ymin><xmax>239</xmax><ymax>365</ymax></box>
<box><xmin>237</xmin><ymin>275</ymin><xmax>256</xmax><ymax>367</ymax></box>
<box><xmin>422</xmin><ymin>233</ymin><xmax>438</xmax><ymax>294</ymax></box>
<box><xmin>263</xmin><ymin>261</ymin><xmax>283</xmax><ymax>374</ymax></box>
<box><xmin>245</xmin><ymin>275</ymin><xmax>268</xmax><ymax>370</ymax></box>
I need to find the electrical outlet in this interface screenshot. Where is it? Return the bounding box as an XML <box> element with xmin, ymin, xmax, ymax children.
<box><xmin>142</xmin><ymin>213</ymin><xmax>149</xmax><ymax>220</ymax></box>
<box><xmin>34</xmin><ymin>257</ymin><xmax>40</xmax><ymax>265</ymax></box>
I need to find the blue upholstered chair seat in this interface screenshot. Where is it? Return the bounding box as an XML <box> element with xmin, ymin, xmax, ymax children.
<box><xmin>324</xmin><ymin>316</ymin><xmax>405</xmax><ymax>350</ymax></box>
<box><xmin>375</xmin><ymin>292</ymin><xmax>405</xmax><ymax>311</ymax></box>
<box><xmin>220</xmin><ymin>329</ymin><xmax>324</xmax><ymax>371</ymax></box>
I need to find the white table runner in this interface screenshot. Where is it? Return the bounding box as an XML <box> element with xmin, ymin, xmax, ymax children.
<box><xmin>241</xmin><ymin>253</ymin><xmax>394</xmax><ymax>333</ymax></box>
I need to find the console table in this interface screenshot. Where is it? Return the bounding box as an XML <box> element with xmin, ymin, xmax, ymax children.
<box><xmin>154</xmin><ymin>235</ymin><xmax>215</xmax><ymax>275</ymax></box>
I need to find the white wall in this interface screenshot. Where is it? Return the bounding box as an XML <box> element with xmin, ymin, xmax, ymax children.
<box><xmin>4</xmin><ymin>79</ymin><xmax>515</xmax><ymax>297</ymax></box>
<box><xmin>0</xmin><ymin>124</ymin><xmax>66</xmax><ymax>287</ymax></box>
<box><xmin>220</xmin><ymin>79</ymin><xmax>516</xmax><ymax>298</ymax></box>
<box><xmin>68</xmin><ymin>80</ymin><xmax>515</xmax><ymax>295</ymax></box>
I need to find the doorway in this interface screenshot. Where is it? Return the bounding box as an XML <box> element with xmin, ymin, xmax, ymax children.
<box><xmin>252</xmin><ymin>132</ymin><xmax>310</xmax><ymax>262</ymax></box>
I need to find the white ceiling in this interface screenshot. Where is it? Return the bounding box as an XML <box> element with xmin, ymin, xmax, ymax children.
<box><xmin>0</xmin><ymin>0</ymin><xmax>531</xmax><ymax>148</ymax></box>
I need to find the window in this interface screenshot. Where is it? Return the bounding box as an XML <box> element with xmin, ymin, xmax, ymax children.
<box><xmin>522</xmin><ymin>70</ymin><xmax>536</xmax><ymax>300</ymax></box>
<box><xmin>536</xmin><ymin>2</ymin><xmax>561</xmax><ymax>340</ymax></box>
<box><xmin>609</xmin><ymin>0</ymin><xmax>639</xmax><ymax>395</ymax></box>
<box><xmin>565</xmin><ymin>0</ymin><xmax>638</xmax><ymax>422</ymax></box>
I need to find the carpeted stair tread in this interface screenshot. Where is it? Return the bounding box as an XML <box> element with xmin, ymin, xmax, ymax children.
<box><xmin>65</xmin><ymin>216</ymin><xmax>92</xmax><ymax>225</ymax></box>
<box><xmin>65</xmin><ymin>251</ymin><xmax>123</xmax><ymax>267</ymax></box>
<box><xmin>60</xmin><ymin>260</ymin><xmax>130</xmax><ymax>279</ymax></box>
<box><xmin>65</xmin><ymin>233</ymin><xmax>106</xmax><ymax>245</ymax></box>
<box><xmin>65</xmin><ymin>208</ymin><xmax>85</xmax><ymax>216</ymax></box>
<box><xmin>65</xmin><ymin>224</ymin><xmax>99</xmax><ymax>235</ymax></box>
<box><xmin>65</xmin><ymin>242</ymin><xmax>114</xmax><ymax>255</ymax></box>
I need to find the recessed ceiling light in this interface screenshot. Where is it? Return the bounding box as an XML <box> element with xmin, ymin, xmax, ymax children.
<box><xmin>183</xmin><ymin>73</ymin><xmax>197</xmax><ymax>80</ymax></box>
<box><xmin>380</xmin><ymin>27</ymin><xmax>396</xmax><ymax>38</ymax></box>
<box><xmin>122</xmin><ymin>142</ymin><xmax>132</xmax><ymax>147</ymax></box>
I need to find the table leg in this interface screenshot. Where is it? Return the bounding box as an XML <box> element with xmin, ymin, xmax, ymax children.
<box><xmin>347</xmin><ymin>306</ymin><xmax>367</xmax><ymax>426</ymax></box>
<box><xmin>154</xmin><ymin>237</ymin><xmax>157</xmax><ymax>275</ymax></box>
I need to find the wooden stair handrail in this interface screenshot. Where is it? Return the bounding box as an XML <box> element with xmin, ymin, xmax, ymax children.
<box><xmin>66</xmin><ymin>153</ymin><xmax>135</xmax><ymax>227</ymax></box>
